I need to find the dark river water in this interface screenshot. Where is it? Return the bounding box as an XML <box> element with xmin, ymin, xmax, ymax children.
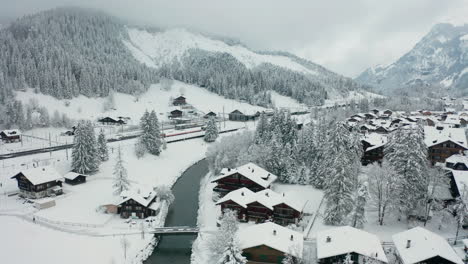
<box><xmin>145</xmin><ymin>159</ymin><xmax>208</xmax><ymax>264</ymax></box>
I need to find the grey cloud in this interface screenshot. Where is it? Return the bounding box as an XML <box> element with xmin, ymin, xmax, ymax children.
<box><xmin>1</xmin><ymin>0</ymin><xmax>466</xmax><ymax>77</ymax></box>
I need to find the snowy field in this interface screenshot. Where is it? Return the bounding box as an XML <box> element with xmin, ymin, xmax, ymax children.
<box><xmin>0</xmin><ymin>136</ymin><xmax>210</xmax><ymax>264</ymax></box>
<box><xmin>15</xmin><ymin>81</ymin><xmax>265</xmax><ymax>122</ymax></box>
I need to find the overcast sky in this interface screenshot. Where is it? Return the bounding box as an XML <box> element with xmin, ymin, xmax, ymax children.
<box><xmin>1</xmin><ymin>0</ymin><xmax>467</xmax><ymax>77</ymax></box>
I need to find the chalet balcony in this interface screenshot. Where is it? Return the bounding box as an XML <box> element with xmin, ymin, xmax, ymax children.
<box><xmin>273</xmin><ymin>212</ymin><xmax>296</xmax><ymax>219</ymax></box>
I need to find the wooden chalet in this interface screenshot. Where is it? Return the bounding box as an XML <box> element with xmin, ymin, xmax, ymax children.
<box><xmin>370</xmin><ymin>109</ymin><xmax>380</xmax><ymax>115</ymax></box>
<box><xmin>425</xmin><ymin>126</ymin><xmax>468</xmax><ymax>164</ymax></box>
<box><xmin>118</xmin><ymin>189</ymin><xmax>158</xmax><ymax>219</ymax></box>
<box><xmin>10</xmin><ymin>167</ymin><xmax>63</xmax><ymax>199</ymax></box>
<box><xmin>0</xmin><ymin>129</ymin><xmax>22</xmax><ymax>143</ymax></box>
<box><xmin>392</xmin><ymin>227</ymin><xmax>463</xmax><ymax>264</ymax></box>
<box><xmin>98</xmin><ymin>117</ymin><xmax>126</xmax><ymax>125</ymax></box>
<box><xmin>448</xmin><ymin>170</ymin><xmax>468</xmax><ymax>199</ymax></box>
<box><xmin>63</xmin><ymin>172</ymin><xmax>88</xmax><ymax>185</ymax></box>
<box><xmin>383</xmin><ymin>109</ymin><xmax>393</xmax><ymax>116</ymax></box>
<box><xmin>237</xmin><ymin>222</ymin><xmax>303</xmax><ymax>264</ymax></box>
<box><xmin>317</xmin><ymin>226</ymin><xmax>387</xmax><ymax>264</ymax></box>
<box><xmin>173</xmin><ymin>96</ymin><xmax>187</xmax><ymax>106</ymax></box>
<box><xmin>211</xmin><ymin>163</ymin><xmax>278</xmax><ymax>196</ymax></box>
<box><xmin>169</xmin><ymin>109</ymin><xmax>183</xmax><ymax>119</ymax></box>
<box><xmin>228</xmin><ymin>110</ymin><xmax>258</xmax><ymax>121</ymax></box>
<box><xmin>204</xmin><ymin>111</ymin><xmax>217</xmax><ymax>119</ymax></box>
<box><xmin>216</xmin><ymin>188</ymin><xmax>304</xmax><ymax>225</ymax></box>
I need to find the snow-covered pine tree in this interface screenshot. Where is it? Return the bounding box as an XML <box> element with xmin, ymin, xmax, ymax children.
<box><xmin>323</xmin><ymin>122</ymin><xmax>356</xmax><ymax>225</ymax></box>
<box><xmin>209</xmin><ymin>209</ymin><xmax>240</xmax><ymax>259</ymax></box>
<box><xmin>71</xmin><ymin>121</ymin><xmax>99</xmax><ymax>174</ymax></box>
<box><xmin>113</xmin><ymin>146</ymin><xmax>130</xmax><ymax>195</ymax></box>
<box><xmin>97</xmin><ymin>129</ymin><xmax>109</xmax><ymax>161</ymax></box>
<box><xmin>216</xmin><ymin>240</ymin><xmax>247</xmax><ymax>264</ymax></box>
<box><xmin>254</xmin><ymin>112</ymin><xmax>269</xmax><ymax>143</ymax></box>
<box><xmin>84</xmin><ymin>121</ymin><xmax>100</xmax><ymax>172</ymax></box>
<box><xmin>140</xmin><ymin>110</ymin><xmax>162</xmax><ymax>155</ymax></box>
<box><xmin>71</xmin><ymin>122</ymin><xmax>89</xmax><ymax>174</ymax></box>
<box><xmin>386</xmin><ymin>124</ymin><xmax>429</xmax><ymax>218</ymax></box>
<box><xmin>350</xmin><ymin>183</ymin><xmax>368</xmax><ymax>228</ymax></box>
<box><xmin>204</xmin><ymin>117</ymin><xmax>219</xmax><ymax>142</ymax></box>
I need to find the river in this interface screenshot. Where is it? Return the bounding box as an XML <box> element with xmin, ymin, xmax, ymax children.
<box><xmin>145</xmin><ymin>159</ymin><xmax>208</xmax><ymax>264</ymax></box>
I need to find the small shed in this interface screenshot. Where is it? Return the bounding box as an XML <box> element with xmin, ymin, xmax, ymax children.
<box><xmin>64</xmin><ymin>172</ymin><xmax>88</xmax><ymax>185</ymax></box>
<box><xmin>173</xmin><ymin>96</ymin><xmax>187</xmax><ymax>106</ymax></box>
<box><xmin>98</xmin><ymin>117</ymin><xmax>126</xmax><ymax>125</ymax></box>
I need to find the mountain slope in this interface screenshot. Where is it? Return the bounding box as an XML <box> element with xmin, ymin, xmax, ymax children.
<box><xmin>0</xmin><ymin>7</ymin><xmax>370</xmax><ymax>111</ymax></box>
<box><xmin>357</xmin><ymin>23</ymin><xmax>468</xmax><ymax>94</ymax></box>
<box><xmin>124</xmin><ymin>27</ymin><xmax>370</xmax><ymax>105</ymax></box>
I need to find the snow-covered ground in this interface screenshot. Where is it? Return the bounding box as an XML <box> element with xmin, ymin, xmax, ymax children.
<box><xmin>323</xmin><ymin>90</ymin><xmax>384</xmax><ymax>107</ymax></box>
<box><xmin>0</xmin><ymin>216</ymin><xmax>153</xmax><ymax>264</ymax></box>
<box><xmin>0</xmin><ymin>136</ymin><xmax>210</xmax><ymax>264</ymax></box>
<box><xmin>269</xmin><ymin>91</ymin><xmax>306</xmax><ymax>109</ymax></box>
<box><xmin>15</xmin><ymin>81</ymin><xmax>265</xmax><ymax>122</ymax></box>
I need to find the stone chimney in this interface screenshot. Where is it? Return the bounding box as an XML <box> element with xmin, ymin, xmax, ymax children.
<box><xmin>265</xmin><ymin>192</ymin><xmax>269</xmax><ymax>197</ymax></box>
<box><xmin>241</xmin><ymin>191</ymin><xmax>244</xmax><ymax>196</ymax></box>
<box><xmin>406</xmin><ymin>240</ymin><xmax>411</xmax><ymax>248</ymax></box>
<box><xmin>273</xmin><ymin>230</ymin><xmax>276</xmax><ymax>236</ymax></box>
<box><xmin>290</xmin><ymin>235</ymin><xmax>294</xmax><ymax>241</ymax></box>
<box><xmin>326</xmin><ymin>236</ymin><xmax>331</xmax><ymax>243</ymax></box>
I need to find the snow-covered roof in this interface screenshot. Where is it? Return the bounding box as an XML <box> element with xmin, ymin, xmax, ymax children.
<box><xmin>362</xmin><ymin>133</ymin><xmax>387</xmax><ymax>147</ymax></box>
<box><xmin>216</xmin><ymin>187</ymin><xmax>256</xmax><ymax>208</ymax></box>
<box><xmin>316</xmin><ymin>226</ymin><xmax>388</xmax><ymax>263</ymax></box>
<box><xmin>63</xmin><ymin>172</ymin><xmax>89</xmax><ymax>180</ymax></box>
<box><xmin>424</xmin><ymin>126</ymin><xmax>468</xmax><ymax>149</ymax></box>
<box><xmin>212</xmin><ymin>163</ymin><xmax>277</xmax><ymax>188</ymax></box>
<box><xmin>446</xmin><ymin>154</ymin><xmax>468</xmax><ymax>166</ymax></box>
<box><xmin>1</xmin><ymin>129</ymin><xmax>21</xmax><ymax>136</ymax></box>
<box><xmin>451</xmin><ymin>170</ymin><xmax>468</xmax><ymax>197</ymax></box>
<box><xmin>216</xmin><ymin>188</ymin><xmax>305</xmax><ymax>212</ymax></box>
<box><xmin>11</xmin><ymin>166</ymin><xmax>63</xmax><ymax>185</ymax></box>
<box><xmin>237</xmin><ymin>222</ymin><xmax>303</xmax><ymax>258</ymax></box>
<box><xmin>392</xmin><ymin>227</ymin><xmax>463</xmax><ymax>264</ymax></box>
<box><xmin>118</xmin><ymin>187</ymin><xmax>157</xmax><ymax>207</ymax></box>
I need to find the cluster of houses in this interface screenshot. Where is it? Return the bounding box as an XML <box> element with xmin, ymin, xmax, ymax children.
<box><xmin>233</xmin><ymin>219</ymin><xmax>464</xmax><ymax>264</ymax></box>
<box><xmin>316</xmin><ymin>226</ymin><xmax>463</xmax><ymax>264</ymax></box>
<box><xmin>355</xmin><ymin>109</ymin><xmax>468</xmax><ymax>166</ymax></box>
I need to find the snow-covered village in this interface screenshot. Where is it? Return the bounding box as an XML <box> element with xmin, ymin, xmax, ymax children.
<box><xmin>2</xmin><ymin>2</ymin><xmax>468</xmax><ymax>264</ymax></box>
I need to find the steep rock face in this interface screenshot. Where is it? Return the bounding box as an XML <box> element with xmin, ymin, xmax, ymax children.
<box><xmin>357</xmin><ymin>23</ymin><xmax>468</xmax><ymax>94</ymax></box>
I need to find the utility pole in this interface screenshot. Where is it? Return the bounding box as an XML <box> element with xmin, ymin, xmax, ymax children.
<box><xmin>223</xmin><ymin>106</ymin><xmax>226</xmax><ymax>129</ymax></box>
<box><xmin>65</xmin><ymin>140</ymin><xmax>69</xmax><ymax>161</ymax></box>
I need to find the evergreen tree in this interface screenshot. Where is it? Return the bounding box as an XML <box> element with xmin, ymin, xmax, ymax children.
<box><xmin>97</xmin><ymin>129</ymin><xmax>109</xmax><ymax>161</ymax></box>
<box><xmin>350</xmin><ymin>183</ymin><xmax>368</xmax><ymax>228</ymax></box>
<box><xmin>204</xmin><ymin>117</ymin><xmax>219</xmax><ymax>142</ymax></box>
<box><xmin>254</xmin><ymin>112</ymin><xmax>269</xmax><ymax>143</ymax></box>
<box><xmin>113</xmin><ymin>146</ymin><xmax>130</xmax><ymax>195</ymax></box>
<box><xmin>71</xmin><ymin>121</ymin><xmax>99</xmax><ymax>174</ymax></box>
<box><xmin>209</xmin><ymin>209</ymin><xmax>240</xmax><ymax>259</ymax></box>
<box><xmin>323</xmin><ymin>122</ymin><xmax>357</xmax><ymax>225</ymax></box>
<box><xmin>217</xmin><ymin>240</ymin><xmax>247</xmax><ymax>264</ymax></box>
<box><xmin>140</xmin><ymin>110</ymin><xmax>162</xmax><ymax>155</ymax></box>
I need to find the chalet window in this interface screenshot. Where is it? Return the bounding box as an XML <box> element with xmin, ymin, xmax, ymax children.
<box><xmin>135</xmin><ymin>206</ymin><xmax>142</xmax><ymax>210</ymax></box>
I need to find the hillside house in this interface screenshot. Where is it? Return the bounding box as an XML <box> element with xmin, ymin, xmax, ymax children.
<box><xmin>361</xmin><ymin>133</ymin><xmax>387</xmax><ymax>165</ymax></box>
<box><xmin>172</xmin><ymin>96</ymin><xmax>186</xmax><ymax>106</ymax></box>
<box><xmin>0</xmin><ymin>129</ymin><xmax>22</xmax><ymax>143</ymax></box>
<box><xmin>204</xmin><ymin>111</ymin><xmax>217</xmax><ymax>119</ymax></box>
<box><xmin>317</xmin><ymin>226</ymin><xmax>387</xmax><ymax>264</ymax></box>
<box><xmin>228</xmin><ymin>110</ymin><xmax>259</xmax><ymax>121</ymax></box>
<box><xmin>169</xmin><ymin>109</ymin><xmax>183</xmax><ymax>119</ymax></box>
<box><xmin>216</xmin><ymin>188</ymin><xmax>304</xmax><ymax>225</ymax></box>
<box><xmin>118</xmin><ymin>188</ymin><xmax>158</xmax><ymax>219</ymax></box>
<box><xmin>10</xmin><ymin>167</ymin><xmax>63</xmax><ymax>199</ymax></box>
<box><xmin>63</xmin><ymin>172</ymin><xmax>88</xmax><ymax>185</ymax></box>
<box><xmin>211</xmin><ymin>163</ymin><xmax>277</xmax><ymax>196</ymax></box>
<box><xmin>448</xmin><ymin>170</ymin><xmax>468</xmax><ymax>199</ymax></box>
<box><xmin>425</xmin><ymin>126</ymin><xmax>468</xmax><ymax>164</ymax></box>
<box><xmin>237</xmin><ymin>222</ymin><xmax>303</xmax><ymax>264</ymax></box>
<box><xmin>392</xmin><ymin>227</ymin><xmax>463</xmax><ymax>264</ymax></box>
<box><xmin>98</xmin><ymin>117</ymin><xmax>126</xmax><ymax>125</ymax></box>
